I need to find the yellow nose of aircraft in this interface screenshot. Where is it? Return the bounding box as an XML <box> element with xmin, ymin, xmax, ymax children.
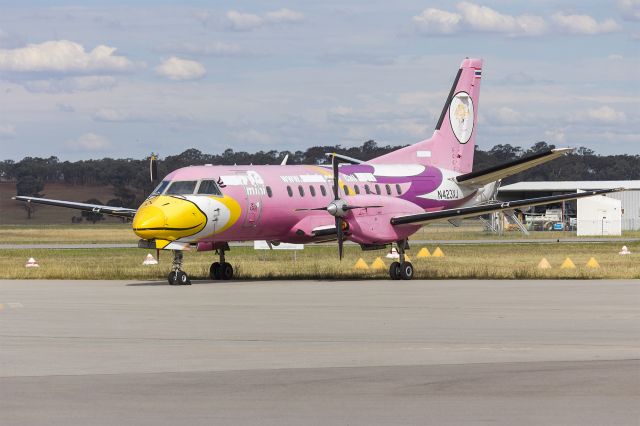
<box><xmin>133</xmin><ymin>196</ymin><xmax>207</xmax><ymax>241</ymax></box>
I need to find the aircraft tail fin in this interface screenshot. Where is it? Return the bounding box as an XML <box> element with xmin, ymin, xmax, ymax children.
<box><xmin>370</xmin><ymin>58</ymin><xmax>482</xmax><ymax>174</ymax></box>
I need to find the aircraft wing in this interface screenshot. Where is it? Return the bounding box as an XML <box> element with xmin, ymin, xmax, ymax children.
<box><xmin>12</xmin><ymin>196</ymin><xmax>137</xmax><ymax>218</ymax></box>
<box><xmin>390</xmin><ymin>188</ymin><xmax>624</xmax><ymax>227</ymax></box>
<box><xmin>455</xmin><ymin>148</ymin><xmax>573</xmax><ymax>186</ymax></box>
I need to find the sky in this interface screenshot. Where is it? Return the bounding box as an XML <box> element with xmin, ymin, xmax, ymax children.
<box><xmin>0</xmin><ymin>0</ymin><xmax>638</xmax><ymax>160</ymax></box>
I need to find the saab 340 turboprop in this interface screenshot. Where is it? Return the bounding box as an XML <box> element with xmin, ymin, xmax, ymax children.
<box><xmin>14</xmin><ymin>58</ymin><xmax>623</xmax><ymax>284</ymax></box>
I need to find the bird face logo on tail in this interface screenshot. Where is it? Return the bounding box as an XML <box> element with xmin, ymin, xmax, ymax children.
<box><xmin>450</xmin><ymin>92</ymin><xmax>474</xmax><ymax>144</ymax></box>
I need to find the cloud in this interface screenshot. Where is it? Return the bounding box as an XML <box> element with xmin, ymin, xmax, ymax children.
<box><xmin>226</xmin><ymin>8</ymin><xmax>303</xmax><ymax>31</ymax></box>
<box><xmin>264</xmin><ymin>8</ymin><xmax>304</xmax><ymax>24</ymax></box>
<box><xmin>0</xmin><ymin>40</ymin><xmax>134</xmax><ymax>73</ymax></box>
<box><xmin>552</xmin><ymin>13</ymin><xmax>621</xmax><ymax>35</ymax></box>
<box><xmin>0</xmin><ymin>124</ymin><xmax>16</xmax><ymax>139</ymax></box>
<box><xmin>586</xmin><ymin>105</ymin><xmax>626</xmax><ymax>123</ymax></box>
<box><xmin>65</xmin><ymin>132</ymin><xmax>111</xmax><ymax>151</ymax></box>
<box><xmin>413</xmin><ymin>3</ymin><xmax>621</xmax><ymax>37</ymax></box>
<box><xmin>413</xmin><ymin>2</ymin><xmax>546</xmax><ymax>36</ymax></box>
<box><xmin>457</xmin><ymin>2</ymin><xmax>546</xmax><ymax>35</ymax></box>
<box><xmin>618</xmin><ymin>0</ymin><xmax>640</xmax><ymax>21</ymax></box>
<box><xmin>157</xmin><ymin>41</ymin><xmax>241</xmax><ymax>56</ymax></box>
<box><xmin>155</xmin><ymin>57</ymin><xmax>205</xmax><ymax>81</ymax></box>
<box><xmin>22</xmin><ymin>76</ymin><xmax>116</xmax><ymax>93</ymax></box>
<box><xmin>412</xmin><ymin>8</ymin><xmax>462</xmax><ymax>34</ymax></box>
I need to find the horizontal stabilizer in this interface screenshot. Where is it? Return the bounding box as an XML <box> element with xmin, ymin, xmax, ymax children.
<box><xmin>12</xmin><ymin>196</ymin><xmax>137</xmax><ymax>218</ymax></box>
<box><xmin>456</xmin><ymin>148</ymin><xmax>572</xmax><ymax>186</ymax></box>
<box><xmin>391</xmin><ymin>187</ymin><xmax>624</xmax><ymax>227</ymax></box>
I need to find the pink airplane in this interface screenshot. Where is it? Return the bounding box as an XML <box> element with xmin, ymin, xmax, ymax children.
<box><xmin>14</xmin><ymin>58</ymin><xmax>623</xmax><ymax>284</ymax></box>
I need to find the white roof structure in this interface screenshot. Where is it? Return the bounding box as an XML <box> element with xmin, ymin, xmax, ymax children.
<box><xmin>499</xmin><ymin>181</ymin><xmax>640</xmax><ymax>192</ymax></box>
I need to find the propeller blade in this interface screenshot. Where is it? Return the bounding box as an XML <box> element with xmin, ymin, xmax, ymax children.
<box><xmin>335</xmin><ymin>216</ymin><xmax>344</xmax><ymax>260</ymax></box>
<box><xmin>332</xmin><ymin>154</ymin><xmax>339</xmax><ymax>201</ymax></box>
<box><xmin>343</xmin><ymin>205</ymin><xmax>383</xmax><ymax>211</ymax></box>
<box><xmin>294</xmin><ymin>207</ymin><xmax>328</xmax><ymax>212</ymax></box>
<box><xmin>149</xmin><ymin>154</ymin><xmax>158</xmax><ymax>182</ymax></box>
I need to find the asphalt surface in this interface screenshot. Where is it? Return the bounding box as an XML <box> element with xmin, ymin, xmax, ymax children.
<box><xmin>1</xmin><ymin>279</ymin><xmax>639</xmax><ymax>425</ymax></box>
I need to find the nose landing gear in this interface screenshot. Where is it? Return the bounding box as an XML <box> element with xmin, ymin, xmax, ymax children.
<box><xmin>168</xmin><ymin>250</ymin><xmax>191</xmax><ymax>285</ymax></box>
<box><xmin>209</xmin><ymin>243</ymin><xmax>234</xmax><ymax>280</ymax></box>
<box><xmin>389</xmin><ymin>239</ymin><xmax>414</xmax><ymax>280</ymax></box>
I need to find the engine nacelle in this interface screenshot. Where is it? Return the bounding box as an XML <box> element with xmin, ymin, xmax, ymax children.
<box><xmin>344</xmin><ymin>195</ymin><xmax>423</xmax><ymax>245</ymax></box>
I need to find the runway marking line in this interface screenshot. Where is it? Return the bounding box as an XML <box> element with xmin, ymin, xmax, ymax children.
<box><xmin>0</xmin><ymin>302</ymin><xmax>23</xmax><ymax>310</ymax></box>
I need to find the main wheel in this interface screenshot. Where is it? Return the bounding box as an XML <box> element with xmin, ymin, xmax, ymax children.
<box><xmin>400</xmin><ymin>262</ymin><xmax>414</xmax><ymax>280</ymax></box>
<box><xmin>389</xmin><ymin>262</ymin><xmax>401</xmax><ymax>280</ymax></box>
<box><xmin>167</xmin><ymin>271</ymin><xmax>177</xmax><ymax>285</ymax></box>
<box><xmin>210</xmin><ymin>262</ymin><xmax>221</xmax><ymax>279</ymax></box>
<box><xmin>176</xmin><ymin>271</ymin><xmax>191</xmax><ymax>285</ymax></box>
<box><xmin>222</xmin><ymin>262</ymin><xmax>234</xmax><ymax>280</ymax></box>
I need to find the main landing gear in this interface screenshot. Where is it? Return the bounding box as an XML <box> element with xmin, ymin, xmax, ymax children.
<box><xmin>209</xmin><ymin>244</ymin><xmax>234</xmax><ymax>280</ymax></box>
<box><xmin>389</xmin><ymin>239</ymin><xmax>414</xmax><ymax>280</ymax></box>
<box><xmin>168</xmin><ymin>250</ymin><xmax>191</xmax><ymax>285</ymax></box>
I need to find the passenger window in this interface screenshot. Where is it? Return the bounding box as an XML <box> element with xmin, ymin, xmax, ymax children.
<box><xmin>385</xmin><ymin>184</ymin><xmax>391</xmax><ymax>195</ymax></box>
<box><xmin>365</xmin><ymin>184</ymin><xmax>371</xmax><ymax>194</ymax></box>
<box><xmin>320</xmin><ymin>185</ymin><xmax>327</xmax><ymax>197</ymax></box>
<box><xmin>375</xmin><ymin>184</ymin><xmax>381</xmax><ymax>195</ymax></box>
<box><xmin>298</xmin><ymin>185</ymin><xmax>305</xmax><ymax>197</ymax></box>
<box><xmin>165</xmin><ymin>180</ymin><xmax>197</xmax><ymax>195</ymax></box>
<box><xmin>396</xmin><ymin>184</ymin><xmax>402</xmax><ymax>195</ymax></box>
<box><xmin>266</xmin><ymin>186</ymin><xmax>273</xmax><ymax>198</ymax></box>
<box><xmin>287</xmin><ymin>186</ymin><xmax>293</xmax><ymax>197</ymax></box>
<box><xmin>343</xmin><ymin>185</ymin><xmax>350</xmax><ymax>196</ymax></box>
<box><xmin>309</xmin><ymin>185</ymin><xmax>316</xmax><ymax>197</ymax></box>
<box><xmin>354</xmin><ymin>185</ymin><xmax>360</xmax><ymax>195</ymax></box>
<box><xmin>197</xmin><ymin>180</ymin><xmax>223</xmax><ymax>196</ymax></box>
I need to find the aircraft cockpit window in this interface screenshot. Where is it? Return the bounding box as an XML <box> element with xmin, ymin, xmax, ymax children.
<box><xmin>152</xmin><ymin>180</ymin><xmax>170</xmax><ymax>195</ymax></box>
<box><xmin>165</xmin><ymin>180</ymin><xmax>197</xmax><ymax>195</ymax></box>
<box><xmin>197</xmin><ymin>180</ymin><xmax>223</xmax><ymax>196</ymax></box>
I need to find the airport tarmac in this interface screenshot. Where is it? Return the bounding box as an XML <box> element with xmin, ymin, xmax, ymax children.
<box><xmin>1</xmin><ymin>279</ymin><xmax>638</xmax><ymax>425</ymax></box>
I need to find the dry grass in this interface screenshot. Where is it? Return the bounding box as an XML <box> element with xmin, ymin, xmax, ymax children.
<box><xmin>2</xmin><ymin>242</ymin><xmax>639</xmax><ymax>280</ymax></box>
<box><xmin>0</xmin><ymin>224</ymin><xmax>135</xmax><ymax>243</ymax></box>
<box><xmin>2</xmin><ymin>222</ymin><xmax>639</xmax><ymax>245</ymax></box>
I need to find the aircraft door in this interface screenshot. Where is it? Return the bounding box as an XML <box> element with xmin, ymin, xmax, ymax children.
<box><xmin>239</xmin><ymin>170</ymin><xmax>264</xmax><ymax>227</ymax></box>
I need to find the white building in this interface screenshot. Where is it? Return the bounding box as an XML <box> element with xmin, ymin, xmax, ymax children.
<box><xmin>498</xmin><ymin>181</ymin><xmax>640</xmax><ymax>231</ymax></box>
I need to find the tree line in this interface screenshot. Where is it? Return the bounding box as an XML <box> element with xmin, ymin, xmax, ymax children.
<box><xmin>2</xmin><ymin>140</ymin><xmax>638</xmax><ymax>211</ymax></box>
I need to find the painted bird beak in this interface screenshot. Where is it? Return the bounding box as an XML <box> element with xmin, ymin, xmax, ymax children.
<box><xmin>133</xmin><ymin>196</ymin><xmax>206</xmax><ymax>241</ymax></box>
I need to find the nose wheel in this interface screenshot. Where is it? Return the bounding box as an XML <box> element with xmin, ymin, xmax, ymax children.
<box><xmin>209</xmin><ymin>244</ymin><xmax>234</xmax><ymax>280</ymax></box>
<box><xmin>168</xmin><ymin>250</ymin><xmax>191</xmax><ymax>285</ymax></box>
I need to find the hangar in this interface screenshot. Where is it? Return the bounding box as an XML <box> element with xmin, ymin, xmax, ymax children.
<box><xmin>498</xmin><ymin>181</ymin><xmax>640</xmax><ymax>231</ymax></box>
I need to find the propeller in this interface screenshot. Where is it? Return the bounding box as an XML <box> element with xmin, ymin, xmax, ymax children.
<box><xmin>149</xmin><ymin>153</ymin><xmax>158</xmax><ymax>183</ymax></box>
<box><xmin>295</xmin><ymin>153</ymin><xmax>382</xmax><ymax>260</ymax></box>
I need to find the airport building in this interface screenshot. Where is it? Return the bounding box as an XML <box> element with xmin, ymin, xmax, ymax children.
<box><xmin>498</xmin><ymin>181</ymin><xmax>640</xmax><ymax>232</ymax></box>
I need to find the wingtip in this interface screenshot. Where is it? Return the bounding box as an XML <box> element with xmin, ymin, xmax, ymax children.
<box><xmin>552</xmin><ymin>147</ymin><xmax>574</xmax><ymax>154</ymax></box>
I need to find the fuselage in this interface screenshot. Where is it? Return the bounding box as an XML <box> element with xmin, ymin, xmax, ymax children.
<box><xmin>132</xmin><ymin>163</ymin><xmax>496</xmax><ymax>248</ymax></box>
